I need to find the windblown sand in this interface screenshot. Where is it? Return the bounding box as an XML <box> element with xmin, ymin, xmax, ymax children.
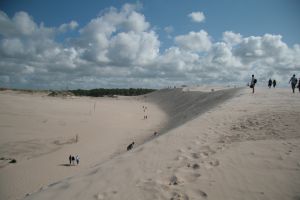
<box><xmin>1</xmin><ymin>87</ymin><xmax>300</xmax><ymax>200</ymax></box>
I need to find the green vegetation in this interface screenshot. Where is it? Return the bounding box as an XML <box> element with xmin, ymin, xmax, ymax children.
<box><xmin>69</xmin><ymin>88</ymin><xmax>156</xmax><ymax>97</ymax></box>
<box><xmin>0</xmin><ymin>87</ymin><xmax>156</xmax><ymax>97</ymax></box>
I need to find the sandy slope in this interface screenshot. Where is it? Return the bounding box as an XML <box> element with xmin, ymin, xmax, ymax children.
<box><xmin>0</xmin><ymin>90</ymin><xmax>167</xmax><ymax>200</ymax></box>
<box><xmin>22</xmin><ymin>87</ymin><xmax>300</xmax><ymax>200</ymax></box>
<box><xmin>145</xmin><ymin>88</ymin><xmax>238</xmax><ymax>133</ymax></box>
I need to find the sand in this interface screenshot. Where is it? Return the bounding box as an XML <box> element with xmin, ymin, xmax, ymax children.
<box><xmin>0</xmin><ymin>90</ymin><xmax>167</xmax><ymax>200</ymax></box>
<box><xmin>1</xmin><ymin>87</ymin><xmax>300</xmax><ymax>200</ymax></box>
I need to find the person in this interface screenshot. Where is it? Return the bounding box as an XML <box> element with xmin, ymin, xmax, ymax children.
<box><xmin>69</xmin><ymin>155</ymin><xmax>72</xmax><ymax>166</ymax></box>
<box><xmin>250</xmin><ymin>74</ymin><xmax>257</xmax><ymax>93</ymax></box>
<box><xmin>289</xmin><ymin>74</ymin><xmax>298</xmax><ymax>93</ymax></box>
<box><xmin>71</xmin><ymin>156</ymin><xmax>75</xmax><ymax>165</ymax></box>
<box><xmin>268</xmin><ymin>79</ymin><xmax>272</xmax><ymax>88</ymax></box>
<box><xmin>75</xmin><ymin>155</ymin><xmax>79</xmax><ymax>165</ymax></box>
<box><xmin>273</xmin><ymin>79</ymin><xmax>276</xmax><ymax>88</ymax></box>
<box><xmin>298</xmin><ymin>78</ymin><xmax>300</xmax><ymax>92</ymax></box>
<box><xmin>127</xmin><ymin>141</ymin><xmax>135</xmax><ymax>151</ymax></box>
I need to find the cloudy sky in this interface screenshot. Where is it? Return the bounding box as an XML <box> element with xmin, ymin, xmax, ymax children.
<box><xmin>0</xmin><ymin>0</ymin><xmax>299</xmax><ymax>89</ymax></box>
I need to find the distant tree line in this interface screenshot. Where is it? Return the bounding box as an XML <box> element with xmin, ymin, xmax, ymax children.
<box><xmin>69</xmin><ymin>88</ymin><xmax>156</xmax><ymax>97</ymax></box>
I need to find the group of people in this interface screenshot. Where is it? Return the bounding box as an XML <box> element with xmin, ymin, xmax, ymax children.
<box><xmin>268</xmin><ymin>79</ymin><xmax>277</xmax><ymax>88</ymax></box>
<box><xmin>69</xmin><ymin>154</ymin><xmax>79</xmax><ymax>166</ymax></box>
<box><xmin>249</xmin><ymin>74</ymin><xmax>300</xmax><ymax>93</ymax></box>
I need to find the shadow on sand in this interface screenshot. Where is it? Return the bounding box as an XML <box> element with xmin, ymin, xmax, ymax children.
<box><xmin>59</xmin><ymin>163</ymin><xmax>71</xmax><ymax>167</ymax></box>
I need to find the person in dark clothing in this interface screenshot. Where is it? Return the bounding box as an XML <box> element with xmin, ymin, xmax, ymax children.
<box><xmin>69</xmin><ymin>155</ymin><xmax>72</xmax><ymax>166</ymax></box>
<box><xmin>71</xmin><ymin>156</ymin><xmax>75</xmax><ymax>165</ymax></box>
<box><xmin>273</xmin><ymin>79</ymin><xmax>276</xmax><ymax>88</ymax></box>
<box><xmin>289</xmin><ymin>74</ymin><xmax>298</xmax><ymax>93</ymax></box>
<box><xmin>298</xmin><ymin>78</ymin><xmax>300</xmax><ymax>92</ymax></box>
<box><xmin>250</xmin><ymin>74</ymin><xmax>257</xmax><ymax>93</ymax></box>
<box><xmin>268</xmin><ymin>79</ymin><xmax>272</xmax><ymax>88</ymax></box>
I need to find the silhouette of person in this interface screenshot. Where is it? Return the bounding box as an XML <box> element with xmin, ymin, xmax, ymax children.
<box><xmin>76</xmin><ymin>155</ymin><xmax>79</xmax><ymax>165</ymax></box>
<box><xmin>268</xmin><ymin>79</ymin><xmax>272</xmax><ymax>88</ymax></box>
<box><xmin>298</xmin><ymin>78</ymin><xmax>300</xmax><ymax>92</ymax></box>
<box><xmin>69</xmin><ymin>155</ymin><xmax>72</xmax><ymax>166</ymax></box>
<box><xmin>250</xmin><ymin>74</ymin><xmax>257</xmax><ymax>93</ymax></box>
<box><xmin>71</xmin><ymin>156</ymin><xmax>75</xmax><ymax>165</ymax></box>
<box><xmin>289</xmin><ymin>74</ymin><xmax>298</xmax><ymax>93</ymax></box>
<box><xmin>273</xmin><ymin>79</ymin><xmax>276</xmax><ymax>88</ymax></box>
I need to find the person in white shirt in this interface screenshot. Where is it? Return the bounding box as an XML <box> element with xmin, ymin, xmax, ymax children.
<box><xmin>76</xmin><ymin>155</ymin><xmax>79</xmax><ymax>165</ymax></box>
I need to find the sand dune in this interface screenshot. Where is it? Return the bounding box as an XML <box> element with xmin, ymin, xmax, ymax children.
<box><xmin>145</xmin><ymin>88</ymin><xmax>239</xmax><ymax>133</ymax></box>
<box><xmin>1</xmin><ymin>87</ymin><xmax>300</xmax><ymax>200</ymax></box>
<box><xmin>0</xmin><ymin>90</ymin><xmax>166</xmax><ymax>200</ymax></box>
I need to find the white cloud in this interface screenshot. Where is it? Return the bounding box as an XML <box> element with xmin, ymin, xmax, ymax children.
<box><xmin>164</xmin><ymin>26</ymin><xmax>174</xmax><ymax>39</ymax></box>
<box><xmin>58</xmin><ymin>20</ymin><xmax>79</xmax><ymax>32</ymax></box>
<box><xmin>175</xmin><ymin>30</ymin><xmax>212</xmax><ymax>52</ymax></box>
<box><xmin>188</xmin><ymin>12</ymin><xmax>205</xmax><ymax>23</ymax></box>
<box><xmin>107</xmin><ymin>31</ymin><xmax>159</xmax><ymax>65</ymax></box>
<box><xmin>210</xmin><ymin>42</ymin><xmax>242</xmax><ymax>67</ymax></box>
<box><xmin>122</xmin><ymin>11</ymin><xmax>149</xmax><ymax>32</ymax></box>
<box><xmin>0</xmin><ymin>11</ymin><xmax>54</xmax><ymax>38</ymax></box>
<box><xmin>164</xmin><ymin>26</ymin><xmax>174</xmax><ymax>34</ymax></box>
<box><xmin>1</xmin><ymin>38</ymin><xmax>24</xmax><ymax>56</ymax></box>
<box><xmin>222</xmin><ymin>31</ymin><xmax>242</xmax><ymax>46</ymax></box>
<box><xmin>75</xmin><ymin>3</ymin><xmax>153</xmax><ymax>64</ymax></box>
<box><xmin>233</xmin><ymin>34</ymin><xmax>289</xmax><ymax>65</ymax></box>
<box><xmin>13</xmin><ymin>11</ymin><xmax>37</xmax><ymax>35</ymax></box>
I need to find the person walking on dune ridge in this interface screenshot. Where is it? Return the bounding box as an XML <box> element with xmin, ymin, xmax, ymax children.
<box><xmin>268</xmin><ymin>78</ymin><xmax>272</xmax><ymax>88</ymax></box>
<box><xmin>250</xmin><ymin>74</ymin><xmax>257</xmax><ymax>93</ymax></box>
<box><xmin>298</xmin><ymin>78</ymin><xmax>300</xmax><ymax>93</ymax></box>
<box><xmin>273</xmin><ymin>79</ymin><xmax>276</xmax><ymax>88</ymax></box>
<box><xmin>289</xmin><ymin>74</ymin><xmax>298</xmax><ymax>93</ymax></box>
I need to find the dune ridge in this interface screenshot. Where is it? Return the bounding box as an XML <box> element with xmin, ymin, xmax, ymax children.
<box><xmin>145</xmin><ymin>88</ymin><xmax>239</xmax><ymax>134</ymax></box>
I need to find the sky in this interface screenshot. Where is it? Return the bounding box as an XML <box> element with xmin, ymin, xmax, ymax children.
<box><xmin>0</xmin><ymin>0</ymin><xmax>299</xmax><ymax>89</ymax></box>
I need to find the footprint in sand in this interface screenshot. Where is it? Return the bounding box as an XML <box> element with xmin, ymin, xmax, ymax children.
<box><xmin>182</xmin><ymin>171</ymin><xmax>202</xmax><ymax>182</ymax></box>
<box><xmin>177</xmin><ymin>149</ymin><xmax>186</xmax><ymax>153</ymax></box>
<box><xmin>191</xmin><ymin>152</ymin><xmax>200</xmax><ymax>159</ymax></box>
<box><xmin>285</xmin><ymin>150</ymin><xmax>292</xmax><ymax>155</ymax></box>
<box><xmin>94</xmin><ymin>193</ymin><xmax>105</xmax><ymax>200</ymax></box>
<box><xmin>204</xmin><ymin>160</ymin><xmax>220</xmax><ymax>169</ymax></box>
<box><xmin>197</xmin><ymin>190</ymin><xmax>208</xmax><ymax>198</ymax></box>
<box><xmin>209</xmin><ymin>160</ymin><xmax>220</xmax><ymax>167</ymax></box>
<box><xmin>192</xmin><ymin>163</ymin><xmax>200</xmax><ymax>169</ymax></box>
<box><xmin>200</xmin><ymin>152</ymin><xmax>209</xmax><ymax>159</ymax></box>
<box><xmin>170</xmin><ymin>191</ymin><xmax>189</xmax><ymax>200</ymax></box>
<box><xmin>186</xmin><ymin>163</ymin><xmax>200</xmax><ymax>169</ymax></box>
<box><xmin>169</xmin><ymin>175</ymin><xmax>182</xmax><ymax>186</ymax></box>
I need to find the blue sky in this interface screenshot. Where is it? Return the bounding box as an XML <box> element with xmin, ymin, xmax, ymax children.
<box><xmin>0</xmin><ymin>0</ymin><xmax>299</xmax><ymax>89</ymax></box>
<box><xmin>2</xmin><ymin>0</ymin><xmax>300</xmax><ymax>46</ymax></box>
